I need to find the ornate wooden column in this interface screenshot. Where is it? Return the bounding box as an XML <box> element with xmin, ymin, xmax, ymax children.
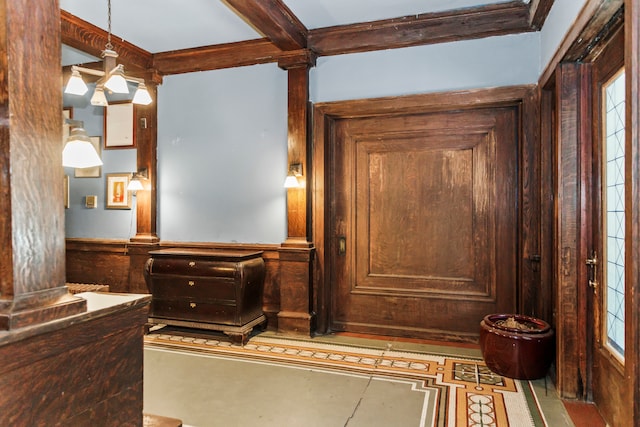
<box><xmin>277</xmin><ymin>51</ymin><xmax>316</xmax><ymax>335</ymax></box>
<box><xmin>0</xmin><ymin>0</ymin><xmax>86</xmax><ymax>329</ymax></box>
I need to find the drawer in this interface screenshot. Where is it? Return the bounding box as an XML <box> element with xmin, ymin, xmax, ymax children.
<box><xmin>148</xmin><ymin>258</ymin><xmax>238</xmax><ymax>277</ymax></box>
<box><xmin>152</xmin><ymin>299</ymin><xmax>238</xmax><ymax>325</ymax></box>
<box><xmin>150</xmin><ymin>276</ymin><xmax>236</xmax><ymax>301</ymax></box>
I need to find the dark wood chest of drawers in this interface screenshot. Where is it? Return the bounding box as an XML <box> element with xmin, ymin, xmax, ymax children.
<box><xmin>144</xmin><ymin>248</ymin><xmax>266</xmax><ymax>343</ymax></box>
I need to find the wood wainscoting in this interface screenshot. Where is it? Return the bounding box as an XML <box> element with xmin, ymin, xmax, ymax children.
<box><xmin>66</xmin><ymin>239</ymin><xmax>132</xmax><ymax>292</ymax></box>
<box><xmin>65</xmin><ymin>239</ymin><xmax>283</xmax><ymax>330</ymax></box>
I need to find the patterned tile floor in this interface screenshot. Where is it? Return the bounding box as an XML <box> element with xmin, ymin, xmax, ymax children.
<box><xmin>144</xmin><ymin>326</ymin><xmax>577</xmax><ymax>426</ymax></box>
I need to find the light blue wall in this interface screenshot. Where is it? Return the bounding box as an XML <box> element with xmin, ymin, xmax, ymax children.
<box><xmin>157</xmin><ymin>64</ymin><xmax>288</xmax><ymax>243</ymax></box>
<box><xmin>66</xmin><ymin>18</ymin><xmax>582</xmax><ymax>243</ymax></box>
<box><xmin>311</xmin><ymin>32</ymin><xmax>540</xmax><ymax>103</ymax></box>
<box><xmin>64</xmin><ymin>92</ymin><xmax>137</xmax><ymax>239</ymax></box>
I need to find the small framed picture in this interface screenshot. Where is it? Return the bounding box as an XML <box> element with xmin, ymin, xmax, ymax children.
<box><xmin>104</xmin><ymin>102</ymin><xmax>135</xmax><ymax>149</ymax></box>
<box><xmin>74</xmin><ymin>136</ymin><xmax>102</xmax><ymax>178</ymax></box>
<box><xmin>63</xmin><ymin>175</ymin><xmax>70</xmax><ymax>209</ymax></box>
<box><xmin>105</xmin><ymin>173</ymin><xmax>132</xmax><ymax>209</ymax></box>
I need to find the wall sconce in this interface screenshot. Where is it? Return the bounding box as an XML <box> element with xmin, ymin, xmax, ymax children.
<box><xmin>127</xmin><ymin>168</ymin><xmax>148</xmax><ymax>192</ymax></box>
<box><xmin>62</xmin><ymin>119</ymin><xmax>103</xmax><ymax>168</ymax></box>
<box><xmin>284</xmin><ymin>163</ymin><xmax>304</xmax><ymax>188</ymax></box>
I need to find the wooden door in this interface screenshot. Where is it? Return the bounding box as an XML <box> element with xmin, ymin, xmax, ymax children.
<box><xmin>330</xmin><ymin>107</ymin><xmax>519</xmax><ymax>341</ymax></box>
<box><xmin>588</xmin><ymin>27</ymin><xmax>632</xmax><ymax>426</ymax></box>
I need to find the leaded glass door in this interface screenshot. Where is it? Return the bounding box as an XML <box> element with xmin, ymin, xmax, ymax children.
<box><xmin>588</xmin><ymin>26</ymin><xmax>630</xmax><ymax>425</ymax></box>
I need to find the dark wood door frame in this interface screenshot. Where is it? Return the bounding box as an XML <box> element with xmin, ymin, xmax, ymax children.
<box><xmin>311</xmin><ymin>85</ymin><xmax>543</xmax><ymax>335</ymax></box>
<box><xmin>627</xmin><ymin>0</ymin><xmax>640</xmax><ymax>421</ymax></box>
<box><xmin>547</xmin><ymin>62</ymin><xmax>593</xmax><ymax>400</ymax></box>
<box><xmin>537</xmin><ymin>4</ymin><xmax>640</xmax><ymax>417</ymax></box>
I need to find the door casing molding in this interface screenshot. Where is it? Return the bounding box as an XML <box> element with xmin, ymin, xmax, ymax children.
<box><xmin>311</xmin><ymin>85</ymin><xmax>542</xmax><ymax>335</ymax></box>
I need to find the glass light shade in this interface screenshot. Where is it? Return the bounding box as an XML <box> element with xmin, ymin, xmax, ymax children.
<box><xmin>132</xmin><ymin>83</ymin><xmax>153</xmax><ymax>105</ymax></box>
<box><xmin>104</xmin><ymin>66</ymin><xmax>129</xmax><ymax>94</ymax></box>
<box><xmin>284</xmin><ymin>174</ymin><xmax>300</xmax><ymax>188</ymax></box>
<box><xmin>127</xmin><ymin>178</ymin><xmax>144</xmax><ymax>191</ymax></box>
<box><xmin>62</xmin><ymin>128</ymin><xmax>103</xmax><ymax>168</ymax></box>
<box><xmin>90</xmin><ymin>86</ymin><xmax>108</xmax><ymax>106</ymax></box>
<box><xmin>65</xmin><ymin>70</ymin><xmax>89</xmax><ymax>96</ymax></box>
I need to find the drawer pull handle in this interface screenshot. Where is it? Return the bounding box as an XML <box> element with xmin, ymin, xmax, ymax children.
<box><xmin>190</xmin><ymin>303</ymin><xmax>197</xmax><ymax>309</ymax></box>
<box><xmin>189</xmin><ymin>261</ymin><xmax>196</xmax><ymax>267</ymax></box>
<box><xmin>188</xmin><ymin>280</ymin><xmax>195</xmax><ymax>286</ymax></box>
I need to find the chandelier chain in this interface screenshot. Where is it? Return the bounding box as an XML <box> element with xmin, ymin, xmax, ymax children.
<box><xmin>105</xmin><ymin>0</ymin><xmax>113</xmax><ymax>50</ymax></box>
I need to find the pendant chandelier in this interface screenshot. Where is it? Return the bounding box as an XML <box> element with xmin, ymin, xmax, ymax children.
<box><xmin>64</xmin><ymin>0</ymin><xmax>152</xmax><ymax>106</ymax></box>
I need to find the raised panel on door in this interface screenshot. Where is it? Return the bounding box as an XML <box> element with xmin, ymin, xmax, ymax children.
<box><xmin>331</xmin><ymin>108</ymin><xmax>518</xmax><ymax>341</ymax></box>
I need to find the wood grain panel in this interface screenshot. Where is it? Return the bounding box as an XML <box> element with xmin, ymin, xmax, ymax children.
<box><xmin>313</xmin><ymin>87</ymin><xmax>538</xmax><ymax>338</ymax></box>
<box><xmin>554</xmin><ymin>62</ymin><xmax>591</xmax><ymax>399</ymax></box>
<box><xmin>0</xmin><ymin>0</ymin><xmax>86</xmax><ymax>328</ymax></box>
<box><xmin>519</xmin><ymin>88</ymin><xmax>543</xmax><ymax>317</ymax></box>
<box><xmin>540</xmin><ymin>88</ymin><xmax>555</xmax><ymax>326</ymax></box>
<box><xmin>331</xmin><ymin>107</ymin><xmax>518</xmax><ymax>341</ymax></box>
<box><xmin>6</xmin><ymin>0</ymin><xmax>63</xmax><ymax>296</ymax></box>
<box><xmin>65</xmin><ymin>239</ymin><xmax>131</xmax><ymax>293</ymax></box>
<box><xmin>355</xmin><ymin>133</ymin><xmax>488</xmax><ymax>295</ymax></box>
<box><xmin>0</xmin><ymin>300</ymin><xmax>149</xmax><ymax>426</ymax></box>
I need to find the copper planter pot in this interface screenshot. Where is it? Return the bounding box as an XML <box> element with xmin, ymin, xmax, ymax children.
<box><xmin>479</xmin><ymin>314</ymin><xmax>555</xmax><ymax>380</ymax></box>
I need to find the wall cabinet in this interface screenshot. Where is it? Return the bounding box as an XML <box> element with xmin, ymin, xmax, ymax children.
<box><xmin>144</xmin><ymin>248</ymin><xmax>266</xmax><ymax>343</ymax></box>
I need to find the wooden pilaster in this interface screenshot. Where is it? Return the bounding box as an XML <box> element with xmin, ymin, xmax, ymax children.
<box><xmin>277</xmin><ymin>53</ymin><xmax>315</xmax><ymax>335</ymax></box>
<box><xmin>519</xmin><ymin>87</ymin><xmax>544</xmax><ymax>319</ymax></box>
<box><xmin>281</xmin><ymin>59</ymin><xmax>313</xmax><ymax>242</ymax></box>
<box><xmin>130</xmin><ymin>80</ymin><xmax>159</xmax><ymax>244</ymax></box>
<box><xmin>127</xmin><ymin>77</ymin><xmax>160</xmax><ymax>294</ymax></box>
<box><xmin>554</xmin><ymin>62</ymin><xmax>592</xmax><ymax>399</ymax></box>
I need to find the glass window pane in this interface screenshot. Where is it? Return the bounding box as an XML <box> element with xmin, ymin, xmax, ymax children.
<box><xmin>603</xmin><ymin>70</ymin><xmax>625</xmax><ymax>360</ymax></box>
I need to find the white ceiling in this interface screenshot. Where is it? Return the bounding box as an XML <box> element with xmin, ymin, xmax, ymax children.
<box><xmin>60</xmin><ymin>0</ymin><xmax>521</xmax><ymax>63</ymax></box>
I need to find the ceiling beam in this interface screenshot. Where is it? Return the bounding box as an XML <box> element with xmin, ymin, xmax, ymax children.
<box><xmin>152</xmin><ymin>39</ymin><xmax>312</xmax><ymax>75</ymax></box>
<box><xmin>61</xmin><ymin>10</ymin><xmax>153</xmax><ymax>72</ymax></box>
<box><xmin>529</xmin><ymin>0</ymin><xmax>555</xmax><ymax>29</ymax></box>
<box><xmin>222</xmin><ymin>0</ymin><xmax>307</xmax><ymax>50</ymax></box>
<box><xmin>64</xmin><ymin>1</ymin><xmax>556</xmax><ymax>76</ymax></box>
<box><xmin>308</xmin><ymin>2</ymin><xmax>533</xmax><ymax>56</ymax></box>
